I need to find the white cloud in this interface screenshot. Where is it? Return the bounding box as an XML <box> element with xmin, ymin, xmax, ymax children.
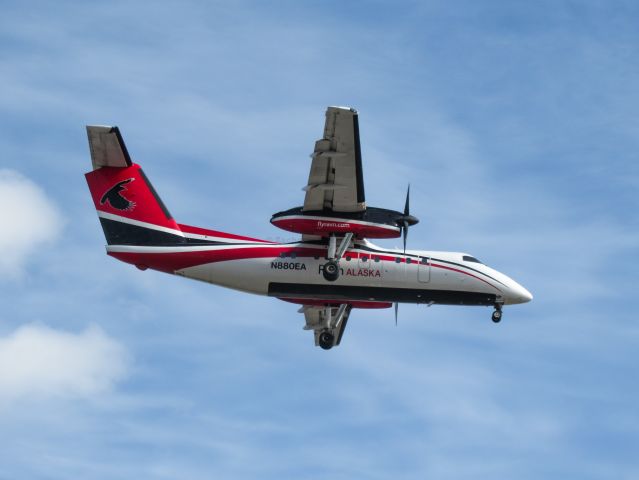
<box><xmin>0</xmin><ymin>324</ymin><xmax>129</xmax><ymax>407</ymax></box>
<box><xmin>0</xmin><ymin>170</ymin><xmax>63</xmax><ymax>278</ymax></box>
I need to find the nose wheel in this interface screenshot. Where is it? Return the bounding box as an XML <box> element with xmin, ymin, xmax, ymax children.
<box><xmin>491</xmin><ymin>305</ymin><xmax>503</xmax><ymax>323</ymax></box>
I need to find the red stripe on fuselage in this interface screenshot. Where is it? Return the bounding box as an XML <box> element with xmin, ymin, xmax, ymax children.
<box><xmin>108</xmin><ymin>246</ymin><xmax>323</xmax><ymax>273</ymax></box>
<box><xmin>108</xmin><ymin>245</ymin><xmax>501</xmax><ymax>292</ymax></box>
<box><xmin>430</xmin><ymin>262</ymin><xmax>502</xmax><ymax>293</ymax></box>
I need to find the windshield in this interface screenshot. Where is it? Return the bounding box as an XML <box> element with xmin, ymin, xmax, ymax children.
<box><xmin>462</xmin><ymin>255</ymin><xmax>482</xmax><ymax>264</ymax></box>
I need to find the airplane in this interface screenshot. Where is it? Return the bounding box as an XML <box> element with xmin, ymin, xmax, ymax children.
<box><xmin>84</xmin><ymin>106</ymin><xmax>532</xmax><ymax>350</ymax></box>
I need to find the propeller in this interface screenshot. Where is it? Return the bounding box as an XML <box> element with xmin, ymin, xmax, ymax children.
<box><xmin>397</xmin><ymin>184</ymin><xmax>419</xmax><ymax>254</ymax></box>
<box><xmin>393</xmin><ymin>185</ymin><xmax>419</xmax><ymax>326</ymax></box>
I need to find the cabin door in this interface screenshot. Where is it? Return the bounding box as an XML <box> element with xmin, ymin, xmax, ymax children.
<box><xmin>418</xmin><ymin>256</ymin><xmax>430</xmax><ymax>283</ymax></box>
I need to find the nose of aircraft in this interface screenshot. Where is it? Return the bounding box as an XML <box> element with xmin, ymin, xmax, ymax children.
<box><xmin>508</xmin><ymin>281</ymin><xmax>533</xmax><ymax>304</ymax></box>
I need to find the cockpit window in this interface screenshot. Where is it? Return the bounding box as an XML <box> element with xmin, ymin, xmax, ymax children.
<box><xmin>463</xmin><ymin>255</ymin><xmax>482</xmax><ymax>264</ymax></box>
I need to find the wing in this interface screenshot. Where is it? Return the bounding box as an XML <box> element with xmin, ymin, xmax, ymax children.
<box><xmin>86</xmin><ymin>125</ymin><xmax>133</xmax><ymax>170</ymax></box>
<box><xmin>301</xmin><ymin>304</ymin><xmax>352</xmax><ymax>349</ymax></box>
<box><xmin>303</xmin><ymin>106</ymin><xmax>366</xmax><ymax>213</ymax></box>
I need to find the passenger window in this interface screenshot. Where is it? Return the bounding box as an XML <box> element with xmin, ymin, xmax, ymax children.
<box><xmin>420</xmin><ymin>257</ymin><xmax>428</xmax><ymax>265</ymax></box>
<box><xmin>395</xmin><ymin>257</ymin><xmax>401</xmax><ymax>263</ymax></box>
<box><xmin>290</xmin><ymin>252</ymin><xmax>297</xmax><ymax>259</ymax></box>
<box><xmin>406</xmin><ymin>258</ymin><xmax>412</xmax><ymax>264</ymax></box>
<box><xmin>361</xmin><ymin>255</ymin><xmax>369</xmax><ymax>262</ymax></box>
<box><xmin>374</xmin><ymin>256</ymin><xmax>380</xmax><ymax>262</ymax></box>
<box><xmin>345</xmin><ymin>256</ymin><xmax>351</xmax><ymax>261</ymax></box>
<box><xmin>279</xmin><ymin>252</ymin><xmax>287</xmax><ymax>258</ymax></box>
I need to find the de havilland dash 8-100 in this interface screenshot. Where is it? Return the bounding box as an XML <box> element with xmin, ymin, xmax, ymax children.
<box><xmin>85</xmin><ymin>106</ymin><xmax>532</xmax><ymax>350</ymax></box>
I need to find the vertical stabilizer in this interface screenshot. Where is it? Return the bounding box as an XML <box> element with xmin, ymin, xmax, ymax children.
<box><xmin>85</xmin><ymin>126</ymin><xmax>185</xmax><ymax>245</ymax></box>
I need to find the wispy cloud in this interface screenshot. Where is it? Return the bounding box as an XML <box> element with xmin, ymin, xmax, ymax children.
<box><xmin>0</xmin><ymin>170</ymin><xmax>63</xmax><ymax>279</ymax></box>
<box><xmin>0</xmin><ymin>323</ymin><xmax>129</xmax><ymax>408</ymax></box>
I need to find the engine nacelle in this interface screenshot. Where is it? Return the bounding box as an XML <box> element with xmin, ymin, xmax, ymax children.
<box><xmin>270</xmin><ymin>206</ymin><xmax>406</xmax><ymax>239</ymax></box>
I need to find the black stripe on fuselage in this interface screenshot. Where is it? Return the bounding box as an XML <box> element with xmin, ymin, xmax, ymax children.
<box><xmin>99</xmin><ymin>218</ymin><xmax>224</xmax><ymax>246</ymax></box>
<box><xmin>268</xmin><ymin>283</ymin><xmax>497</xmax><ymax>306</ymax></box>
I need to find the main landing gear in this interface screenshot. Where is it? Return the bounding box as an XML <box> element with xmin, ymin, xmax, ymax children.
<box><xmin>317</xmin><ymin>305</ymin><xmax>348</xmax><ymax>350</ymax></box>
<box><xmin>321</xmin><ymin>233</ymin><xmax>353</xmax><ymax>282</ymax></box>
<box><xmin>491</xmin><ymin>304</ymin><xmax>503</xmax><ymax>323</ymax></box>
<box><xmin>318</xmin><ymin>331</ymin><xmax>335</xmax><ymax>350</ymax></box>
<box><xmin>322</xmin><ymin>261</ymin><xmax>340</xmax><ymax>281</ymax></box>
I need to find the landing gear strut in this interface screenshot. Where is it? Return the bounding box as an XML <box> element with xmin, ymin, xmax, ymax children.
<box><xmin>492</xmin><ymin>304</ymin><xmax>503</xmax><ymax>323</ymax></box>
<box><xmin>321</xmin><ymin>233</ymin><xmax>353</xmax><ymax>282</ymax></box>
<box><xmin>317</xmin><ymin>305</ymin><xmax>348</xmax><ymax>350</ymax></box>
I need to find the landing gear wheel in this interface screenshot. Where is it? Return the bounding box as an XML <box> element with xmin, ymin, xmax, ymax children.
<box><xmin>319</xmin><ymin>331</ymin><xmax>335</xmax><ymax>350</ymax></box>
<box><xmin>322</xmin><ymin>260</ymin><xmax>340</xmax><ymax>282</ymax></box>
<box><xmin>491</xmin><ymin>309</ymin><xmax>502</xmax><ymax>323</ymax></box>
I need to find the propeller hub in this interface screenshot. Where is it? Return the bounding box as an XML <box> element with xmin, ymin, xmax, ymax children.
<box><xmin>399</xmin><ymin>214</ymin><xmax>419</xmax><ymax>227</ymax></box>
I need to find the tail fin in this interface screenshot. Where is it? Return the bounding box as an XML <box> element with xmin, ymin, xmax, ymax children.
<box><xmin>85</xmin><ymin>126</ymin><xmax>186</xmax><ymax>246</ymax></box>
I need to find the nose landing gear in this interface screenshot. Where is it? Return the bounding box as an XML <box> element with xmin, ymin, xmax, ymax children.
<box><xmin>491</xmin><ymin>304</ymin><xmax>503</xmax><ymax>323</ymax></box>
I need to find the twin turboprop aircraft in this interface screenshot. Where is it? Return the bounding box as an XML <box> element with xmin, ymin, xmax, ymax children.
<box><xmin>85</xmin><ymin>106</ymin><xmax>532</xmax><ymax>350</ymax></box>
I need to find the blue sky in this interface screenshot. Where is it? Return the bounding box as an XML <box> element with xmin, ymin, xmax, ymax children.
<box><xmin>1</xmin><ymin>1</ymin><xmax>638</xmax><ymax>478</ymax></box>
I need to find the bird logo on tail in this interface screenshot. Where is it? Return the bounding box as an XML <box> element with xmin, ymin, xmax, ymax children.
<box><xmin>100</xmin><ymin>178</ymin><xmax>136</xmax><ymax>211</ymax></box>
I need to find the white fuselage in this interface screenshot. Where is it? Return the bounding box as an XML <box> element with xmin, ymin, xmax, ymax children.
<box><xmin>109</xmin><ymin>239</ymin><xmax>532</xmax><ymax>307</ymax></box>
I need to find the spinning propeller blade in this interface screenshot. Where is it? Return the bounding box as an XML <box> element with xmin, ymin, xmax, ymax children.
<box><xmin>401</xmin><ymin>184</ymin><xmax>413</xmax><ymax>254</ymax></box>
<box><xmin>404</xmin><ymin>184</ymin><xmax>411</xmax><ymax>216</ymax></box>
<box><xmin>394</xmin><ymin>184</ymin><xmax>419</xmax><ymax>324</ymax></box>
